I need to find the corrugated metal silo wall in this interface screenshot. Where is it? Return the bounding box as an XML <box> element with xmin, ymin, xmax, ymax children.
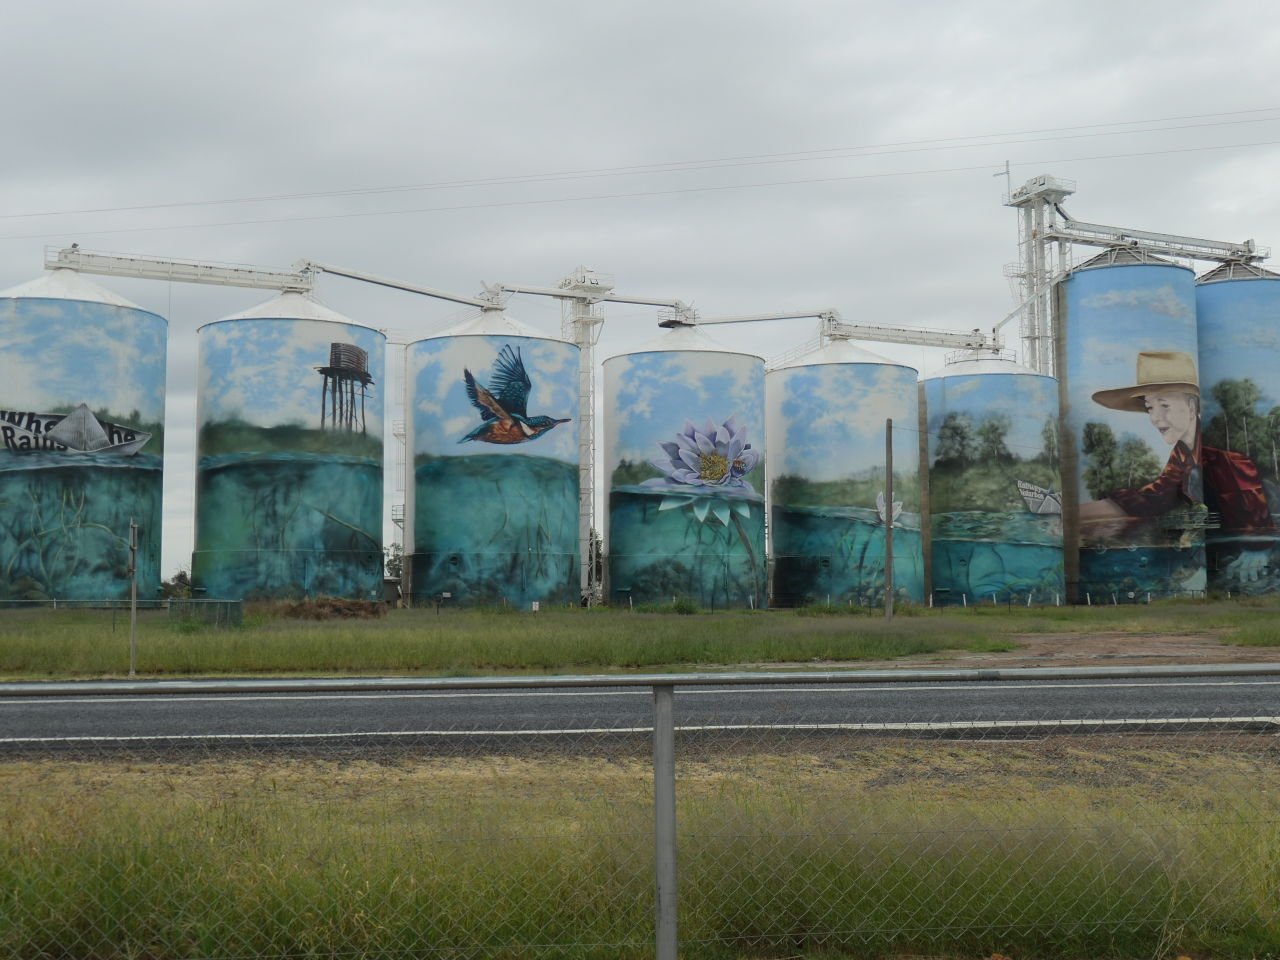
<box><xmin>1060</xmin><ymin>263</ymin><xmax>1204</xmax><ymax>600</ymax></box>
<box><xmin>924</xmin><ymin>371</ymin><xmax>1064</xmax><ymax>605</ymax></box>
<box><xmin>0</xmin><ymin>297</ymin><xmax>166</xmax><ymax>601</ymax></box>
<box><xmin>408</xmin><ymin>334</ymin><xmax>579</xmax><ymax>607</ymax></box>
<box><xmin>1196</xmin><ymin>276</ymin><xmax>1280</xmax><ymax>595</ymax></box>
<box><xmin>193</xmin><ymin>318</ymin><xmax>385</xmax><ymax>600</ymax></box>
<box><xmin>604</xmin><ymin>350</ymin><xmax>766</xmax><ymax>609</ymax></box>
<box><xmin>767</xmin><ymin>362</ymin><xmax>922</xmax><ymax>607</ymax></box>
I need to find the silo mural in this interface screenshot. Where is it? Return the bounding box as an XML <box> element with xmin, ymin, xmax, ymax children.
<box><xmin>0</xmin><ymin>270</ymin><xmax>166</xmax><ymax>602</ymax></box>
<box><xmin>408</xmin><ymin>315</ymin><xmax>578</xmax><ymax>606</ymax></box>
<box><xmin>1196</xmin><ymin>264</ymin><xmax>1280</xmax><ymax>595</ymax></box>
<box><xmin>604</xmin><ymin>328</ymin><xmax>766</xmax><ymax>608</ymax></box>
<box><xmin>925</xmin><ymin>357</ymin><xmax>1064</xmax><ymax>605</ymax></box>
<box><xmin>1059</xmin><ymin>252</ymin><xmax>1205</xmax><ymax>599</ymax></box>
<box><xmin>767</xmin><ymin>342</ymin><xmax>923</xmax><ymax>607</ymax></box>
<box><xmin>193</xmin><ymin>293</ymin><xmax>384</xmax><ymax>600</ymax></box>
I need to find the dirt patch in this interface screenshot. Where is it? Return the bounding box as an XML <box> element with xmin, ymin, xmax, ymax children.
<box><xmin>770</xmin><ymin>629</ymin><xmax>1280</xmax><ymax>672</ymax></box>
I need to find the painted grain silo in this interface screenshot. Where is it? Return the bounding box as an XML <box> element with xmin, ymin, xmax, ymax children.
<box><xmin>925</xmin><ymin>354</ymin><xmax>1063</xmax><ymax>605</ymax></box>
<box><xmin>1057</xmin><ymin>249</ymin><xmax>1204</xmax><ymax>600</ymax></box>
<box><xmin>0</xmin><ymin>269</ymin><xmax>167</xmax><ymax>602</ymax></box>
<box><xmin>1195</xmin><ymin>262</ymin><xmax>1280</xmax><ymax>595</ymax></box>
<box><xmin>193</xmin><ymin>292</ymin><xmax>385</xmax><ymax>600</ymax></box>
<box><xmin>767</xmin><ymin>340</ymin><xmax>922</xmax><ymax>607</ymax></box>
<box><xmin>407</xmin><ymin>309</ymin><xmax>578</xmax><ymax>607</ymax></box>
<box><xmin>603</xmin><ymin>325</ymin><xmax>766</xmax><ymax>609</ymax></box>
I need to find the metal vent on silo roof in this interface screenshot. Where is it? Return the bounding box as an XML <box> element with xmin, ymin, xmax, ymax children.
<box><xmin>1073</xmin><ymin>247</ymin><xmax>1176</xmax><ymax>271</ymax></box>
<box><xmin>1196</xmin><ymin>261</ymin><xmax>1280</xmax><ymax>283</ymax></box>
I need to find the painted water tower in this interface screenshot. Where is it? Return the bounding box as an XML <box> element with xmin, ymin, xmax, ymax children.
<box><xmin>1195</xmin><ymin>262</ymin><xmax>1280</xmax><ymax>595</ymax></box>
<box><xmin>767</xmin><ymin>340</ymin><xmax>922</xmax><ymax>606</ymax></box>
<box><xmin>1057</xmin><ymin>249</ymin><xmax>1204</xmax><ymax>600</ymax></box>
<box><xmin>924</xmin><ymin>354</ymin><xmax>1063</xmax><ymax>605</ymax></box>
<box><xmin>193</xmin><ymin>292</ymin><xmax>385</xmax><ymax>600</ymax></box>
<box><xmin>603</xmin><ymin>325</ymin><xmax>766</xmax><ymax>609</ymax></box>
<box><xmin>0</xmin><ymin>269</ymin><xmax>167</xmax><ymax>602</ymax></box>
<box><xmin>406</xmin><ymin>309</ymin><xmax>579</xmax><ymax>607</ymax></box>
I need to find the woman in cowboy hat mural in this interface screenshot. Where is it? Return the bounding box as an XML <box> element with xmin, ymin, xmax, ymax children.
<box><xmin>1081</xmin><ymin>350</ymin><xmax>1273</xmax><ymax>577</ymax></box>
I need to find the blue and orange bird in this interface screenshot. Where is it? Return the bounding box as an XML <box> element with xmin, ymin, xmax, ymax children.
<box><xmin>460</xmin><ymin>344</ymin><xmax>571</xmax><ymax>444</ymax></box>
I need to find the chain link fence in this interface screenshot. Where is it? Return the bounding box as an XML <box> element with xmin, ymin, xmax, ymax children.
<box><xmin>1</xmin><ymin>670</ymin><xmax>1278</xmax><ymax>958</ymax></box>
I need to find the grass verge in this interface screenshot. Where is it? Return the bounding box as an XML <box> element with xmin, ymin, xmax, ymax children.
<box><xmin>1</xmin><ymin>736</ymin><xmax>1276</xmax><ymax>958</ymax></box>
<box><xmin>1</xmin><ymin>597</ymin><xmax>1279</xmax><ymax>678</ymax></box>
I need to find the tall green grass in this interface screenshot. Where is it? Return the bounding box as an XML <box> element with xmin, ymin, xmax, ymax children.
<box><xmin>0</xmin><ymin>606</ymin><xmax>1014</xmax><ymax>677</ymax></box>
<box><xmin>2</xmin><ymin>741</ymin><xmax>1276</xmax><ymax>959</ymax></box>
<box><xmin>1</xmin><ymin>597</ymin><xmax>1278</xmax><ymax>678</ymax></box>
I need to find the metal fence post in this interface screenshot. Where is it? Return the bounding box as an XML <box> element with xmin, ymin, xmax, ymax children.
<box><xmin>653</xmin><ymin>683</ymin><xmax>677</xmax><ymax>960</ymax></box>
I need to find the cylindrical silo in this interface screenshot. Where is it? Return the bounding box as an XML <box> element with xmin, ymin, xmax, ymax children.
<box><xmin>767</xmin><ymin>340</ymin><xmax>922</xmax><ymax>607</ymax></box>
<box><xmin>924</xmin><ymin>354</ymin><xmax>1063</xmax><ymax>605</ymax></box>
<box><xmin>0</xmin><ymin>269</ymin><xmax>167</xmax><ymax>603</ymax></box>
<box><xmin>193</xmin><ymin>292</ymin><xmax>385</xmax><ymax>600</ymax></box>
<box><xmin>1195</xmin><ymin>262</ymin><xmax>1280</xmax><ymax>595</ymax></box>
<box><xmin>407</xmin><ymin>309</ymin><xmax>579</xmax><ymax>607</ymax></box>
<box><xmin>1057</xmin><ymin>249</ymin><xmax>1205</xmax><ymax>600</ymax></box>
<box><xmin>603</xmin><ymin>326</ymin><xmax>766</xmax><ymax>609</ymax></box>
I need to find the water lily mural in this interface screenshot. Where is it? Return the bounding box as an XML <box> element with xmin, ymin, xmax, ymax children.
<box><xmin>643</xmin><ymin>417</ymin><xmax>759</xmax><ymax>525</ymax></box>
<box><xmin>604</xmin><ymin>348</ymin><xmax>766</xmax><ymax>609</ymax></box>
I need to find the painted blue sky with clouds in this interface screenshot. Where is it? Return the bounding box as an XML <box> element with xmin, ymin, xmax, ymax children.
<box><xmin>410</xmin><ymin>334</ymin><xmax>578</xmax><ymax>463</ymax></box>
<box><xmin>925</xmin><ymin>372</ymin><xmax>1057</xmax><ymax>463</ymax></box>
<box><xmin>603</xmin><ymin>350</ymin><xmax>764</xmax><ymax>474</ymax></box>
<box><xmin>768</xmin><ymin>362</ymin><xmax>917</xmax><ymax>482</ymax></box>
<box><xmin>1197</xmin><ymin>279</ymin><xmax>1280</xmax><ymax>421</ymax></box>
<box><xmin>0</xmin><ymin>299</ymin><xmax>166</xmax><ymax>422</ymax></box>
<box><xmin>199</xmin><ymin>318</ymin><xmax>384</xmax><ymax>433</ymax></box>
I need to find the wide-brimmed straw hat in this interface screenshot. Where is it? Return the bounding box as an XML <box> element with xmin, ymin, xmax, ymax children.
<box><xmin>1091</xmin><ymin>350</ymin><xmax>1199</xmax><ymax>412</ymax></box>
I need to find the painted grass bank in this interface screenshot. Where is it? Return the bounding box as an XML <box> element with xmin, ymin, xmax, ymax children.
<box><xmin>1</xmin><ymin>738</ymin><xmax>1276</xmax><ymax>959</ymax></box>
<box><xmin>0</xmin><ymin>598</ymin><xmax>1278</xmax><ymax>678</ymax></box>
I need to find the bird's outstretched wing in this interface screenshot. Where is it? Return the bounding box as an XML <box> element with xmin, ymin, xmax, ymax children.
<box><xmin>464</xmin><ymin>369</ymin><xmax>510</xmax><ymax>423</ymax></box>
<box><xmin>487</xmin><ymin>345</ymin><xmax>532</xmax><ymax>418</ymax></box>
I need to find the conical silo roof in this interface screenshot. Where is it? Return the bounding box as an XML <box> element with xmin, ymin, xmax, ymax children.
<box><xmin>610</xmin><ymin>323</ymin><xmax>763</xmax><ymax>361</ymax></box>
<box><xmin>927</xmin><ymin>353</ymin><xmax>1047</xmax><ymax>380</ymax></box>
<box><xmin>423</xmin><ymin>307</ymin><xmax>555</xmax><ymax>341</ymax></box>
<box><xmin>1072</xmin><ymin>247</ymin><xmax>1187</xmax><ymax>272</ymax></box>
<box><xmin>771</xmin><ymin>338</ymin><xmax>909</xmax><ymax>371</ymax></box>
<box><xmin>1196</xmin><ymin>261</ymin><xmax>1280</xmax><ymax>283</ymax></box>
<box><xmin>0</xmin><ymin>268</ymin><xmax>148</xmax><ymax>311</ymax></box>
<box><xmin>209</xmin><ymin>290</ymin><xmax>369</xmax><ymax>328</ymax></box>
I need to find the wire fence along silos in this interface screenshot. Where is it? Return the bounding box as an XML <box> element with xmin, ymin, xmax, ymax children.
<box><xmin>193</xmin><ymin>293</ymin><xmax>385</xmax><ymax>601</ymax></box>
<box><xmin>406</xmin><ymin>312</ymin><xmax>578</xmax><ymax>607</ymax></box>
<box><xmin>767</xmin><ymin>341</ymin><xmax>922</xmax><ymax>607</ymax></box>
<box><xmin>0</xmin><ymin>270</ymin><xmax>167</xmax><ymax>603</ymax></box>
<box><xmin>1195</xmin><ymin>262</ymin><xmax>1280</xmax><ymax>595</ymax></box>
<box><xmin>1057</xmin><ymin>249</ymin><xmax>1204</xmax><ymax>601</ymax></box>
<box><xmin>924</xmin><ymin>355</ymin><xmax>1064</xmax><ymax>605</ymax></box>
<box><xmin>603</xmin><ymin>326</ymin><xmax>766</xmax><ymax>609</ymax></box>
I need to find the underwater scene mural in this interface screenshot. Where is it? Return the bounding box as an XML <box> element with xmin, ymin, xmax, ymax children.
<box><xmin>768</xmin><ymin>361</ymin><xmax>923</xmax><ymax>607</ymax></box>
<box><xmin>925</xmin><ymin>367</ymin><xmax>1064</xmax><ymax>605</ymax></box>
<box><xmin>605</xmin><ymin>348</ymin><xmax>766</xmax><ymax>609</ymax></box>
<box><xmin>0</xmin><ymin>296</ymin><xmax>166</xmax><ymax>602</ymax></box>
<box><xmin>1062</xmin><ymin>262</ymin><xmax>1206</xmax><ymax>599</ymax></box>
<box><xmin>1196</xmin><ymin>277</ymin><xmax>1280</xmax><ymax>595</ymax></box>
<box><xmin>409</xmin><ymin>335</ymin><xmax>578</xmax><ymax>607</ymax></box>
<box><xmin>193</xmin><ymin>315</ymin><xmax>384</xmax><ymax>600</ymax></box>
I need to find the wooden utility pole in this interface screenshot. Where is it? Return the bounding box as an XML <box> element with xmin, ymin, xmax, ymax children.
<box><xmin>885</xmin><ymin>418</ymin><xmax>894</xmax><ymax>620</ymax></box>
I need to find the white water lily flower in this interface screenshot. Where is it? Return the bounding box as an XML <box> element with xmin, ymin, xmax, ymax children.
<box><xmin>641</xmin><ymin>417</ymin><xmax>759</xmax><ymax>525</ymax></box>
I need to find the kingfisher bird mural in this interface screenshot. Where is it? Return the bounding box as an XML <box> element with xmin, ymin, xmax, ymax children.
<box><xmin>460</xmin><ymin>344</ymin><xmax>571</xmax><ymax>444</ymax></box>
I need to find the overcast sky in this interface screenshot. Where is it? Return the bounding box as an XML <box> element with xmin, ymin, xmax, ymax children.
<box><xmin>3</xmin><ymin>1</ymin><xmax>1280</xmax><ymax>577</ymax></box>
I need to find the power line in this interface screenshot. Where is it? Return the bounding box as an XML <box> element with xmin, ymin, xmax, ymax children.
<box><xmin>3</xmin><ymin>107</ymin><xmax>1279</xmax><ymax>222</ymax></box>
<box><xmin>5</xmin><ymin>136</ymin><xmax>1280</xmax><ymax>243</ymax></box>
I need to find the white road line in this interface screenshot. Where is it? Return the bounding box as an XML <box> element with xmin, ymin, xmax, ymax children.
<box><xmin>3</xmin><ymin>716</ymin><xmax>1278</xmax><ymax>745</ymax></box>
<box><xmin>2</xmin><ymin>678</ymin><xmax>1278</xmax><ymax>707</ymax></box>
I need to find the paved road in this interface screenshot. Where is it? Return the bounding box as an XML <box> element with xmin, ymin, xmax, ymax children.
<box><xmin>2</xmin><ymin>674</ymin><xmax>1278</xmax><ymax>745</ymax></box>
